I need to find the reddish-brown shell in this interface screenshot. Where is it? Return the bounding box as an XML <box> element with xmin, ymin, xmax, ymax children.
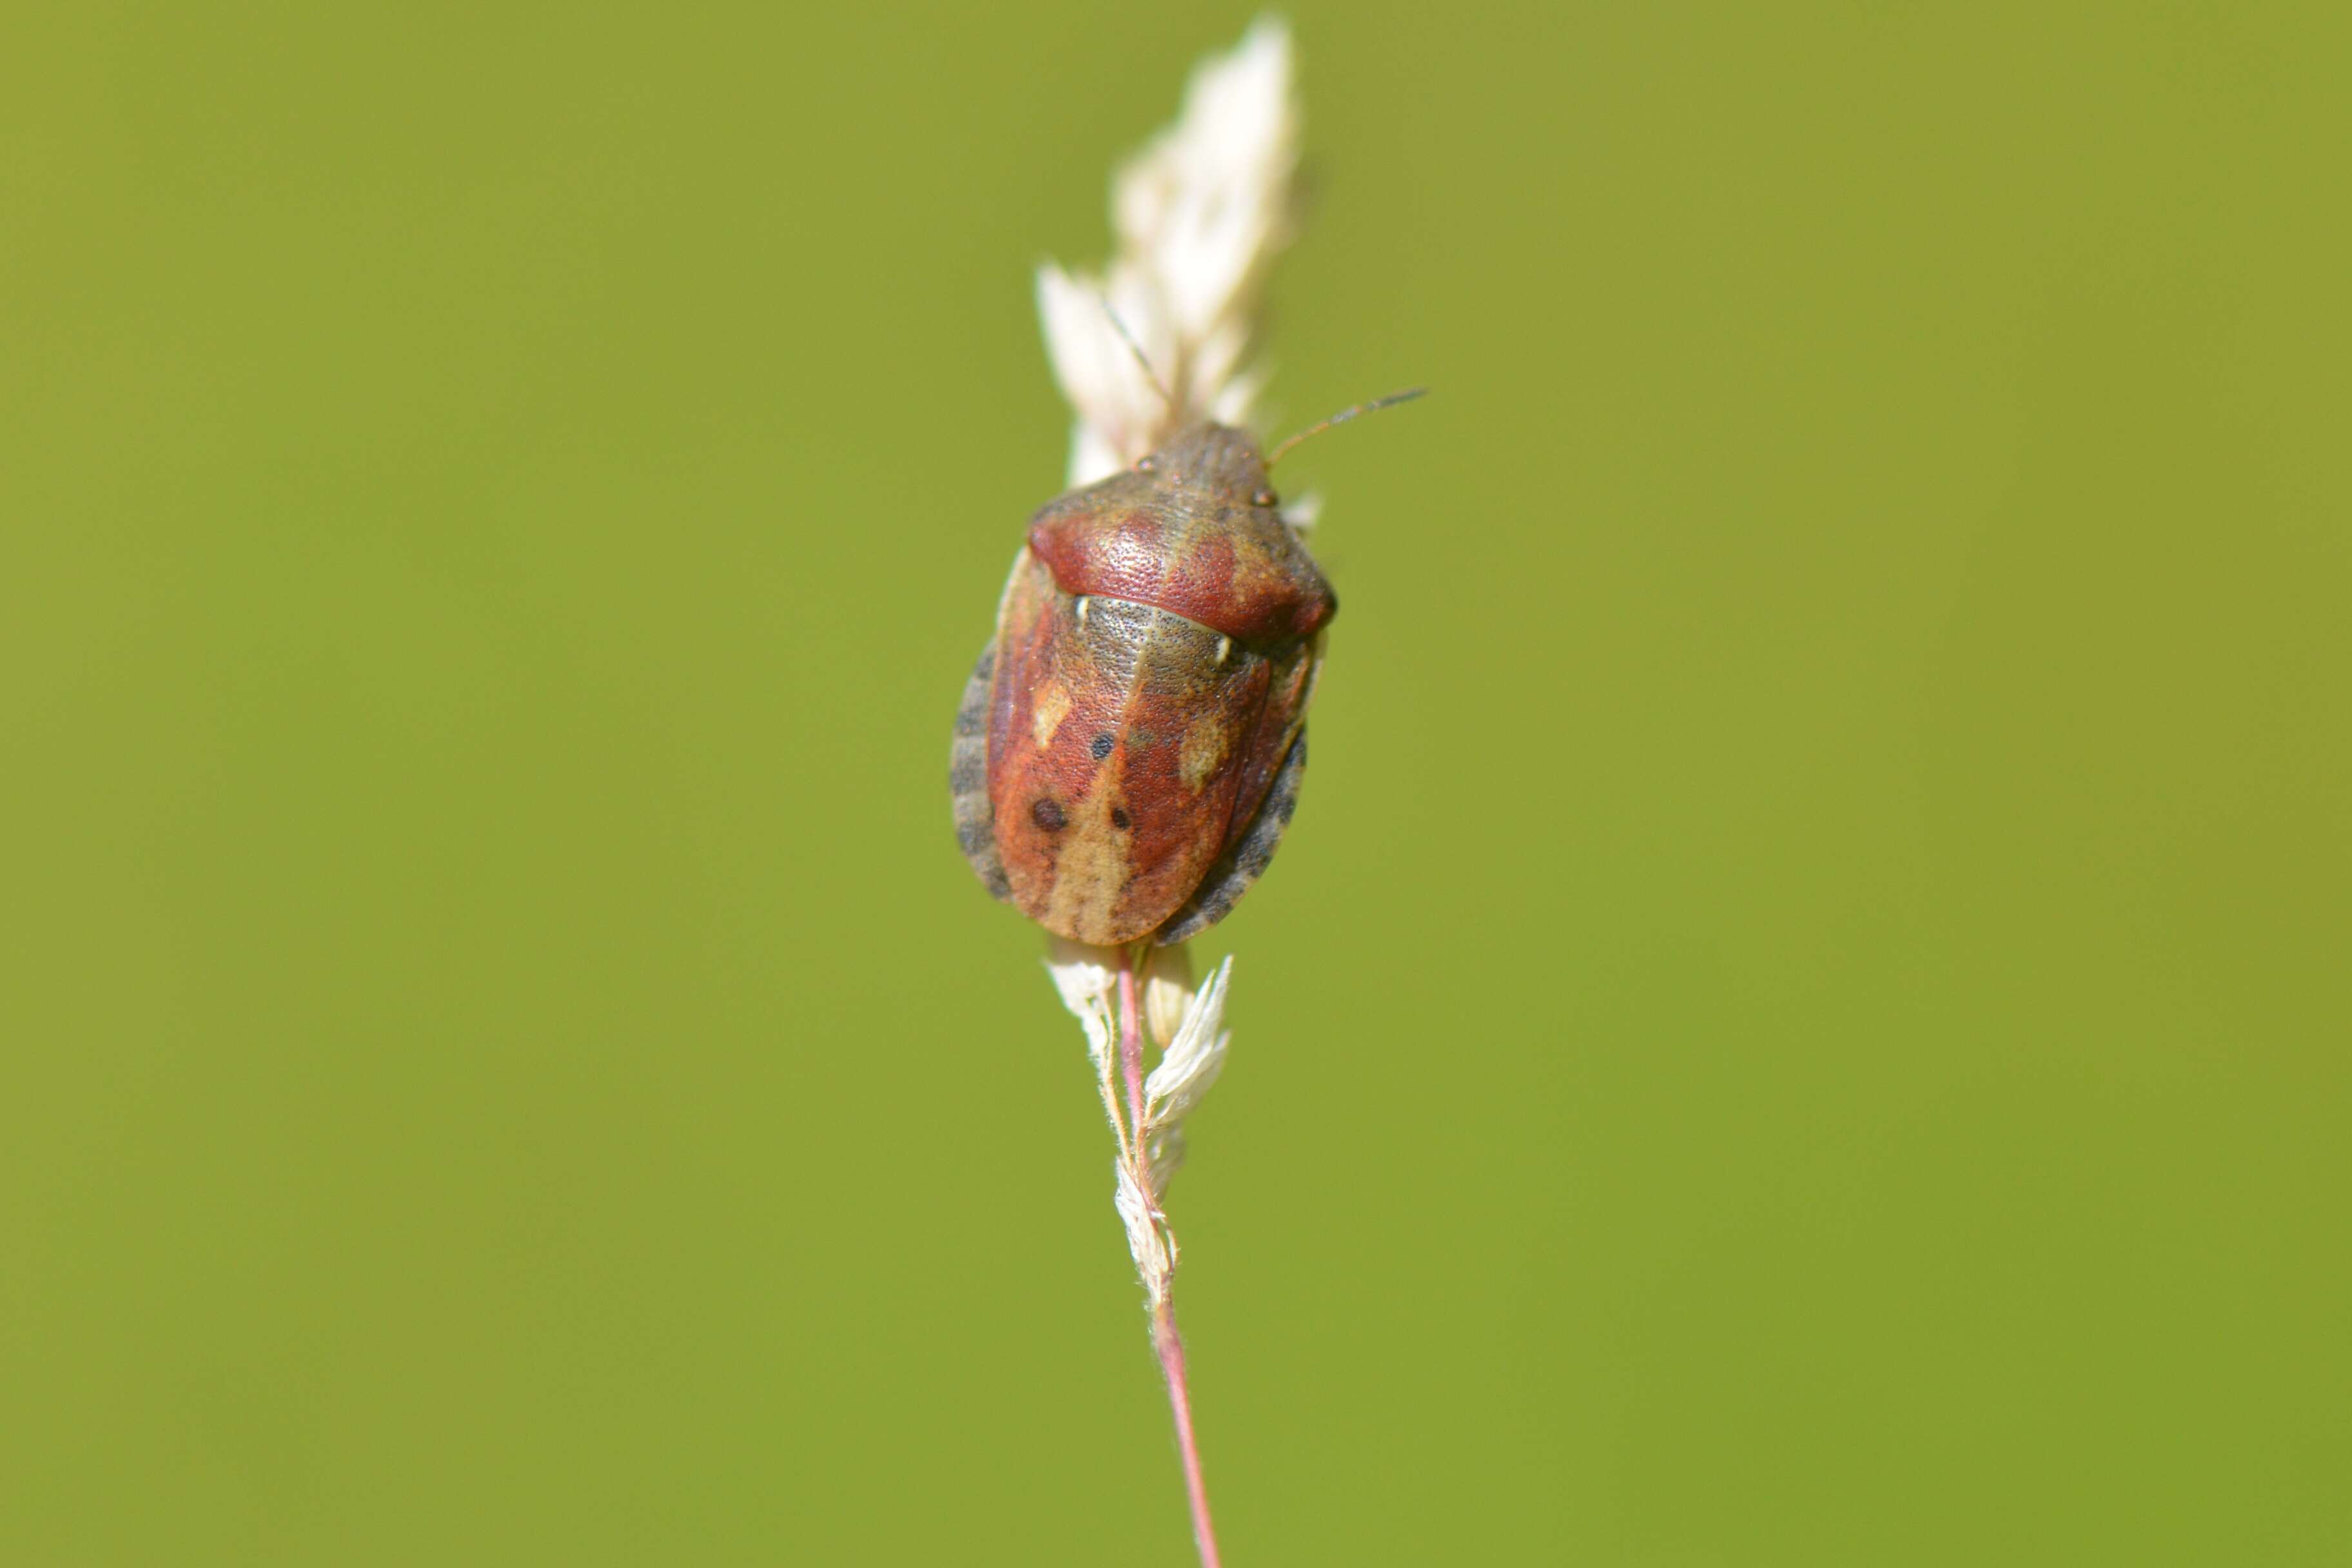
<box><xmin>1026</xmin><ymin>426</ymin><xmax>1335</xmax><ymax>643</ymax></box>
<box><xmin>961</xmin><ymin>422</ymin><xmax>1331</xmax><ymax>946</ymax></box>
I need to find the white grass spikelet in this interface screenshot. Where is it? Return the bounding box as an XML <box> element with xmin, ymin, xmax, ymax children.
<box><xmin>1035</xmin><ymin>263</ymin><xmax>1167</xmax><ymax>487</ymax></box>
<box><xmin>1142</xmin><ymin>942</ymin><xmax>1198</xmax><ymax>1050</ymax></box>
<box><xmin>1115</xmin><ymin>1160</ymin><xmax>1175</xmax><ymax>1304</ymax></box>
<box><xmin>1144</xmin><ymin>956</ymin><xmax>1233</xmax><ymax>1130</ymax></box>
<box><xmin>1038</xmin><ymin>17</ymin><xmax>1300</xmax><ymax>486</ymax></box>
<box><xmin>1046</xmin><ymin>938</ymin><xmax>1117</xmax><ymax>1073</ymax></box>
<box><xmin>1111</xmin><ymin>18</ymin><xmax>1297</xmax><ymax>421</ymax></box>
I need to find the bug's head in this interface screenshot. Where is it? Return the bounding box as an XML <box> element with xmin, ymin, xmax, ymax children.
<box><xmin>1139</xmin><ymin>423</ymin><xmax>1273</xmax><ymax>508</ymax></box>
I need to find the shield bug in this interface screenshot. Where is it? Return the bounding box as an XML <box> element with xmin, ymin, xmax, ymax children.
<box><xmin>951</xmin><ymin>393</ymin><xmax>1420</xmax><ymax>946</ymax></box>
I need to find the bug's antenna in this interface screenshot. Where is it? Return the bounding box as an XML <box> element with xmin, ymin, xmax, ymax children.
<box><xmin>1097</xmin><ymin>293</ymin><xmax>1177</xmax><ymax>415</ymax></box>
<box><xmin>1266</xmin><ymin>387</ymin><xmax>1427</xmax><ymax>468</ymax></box>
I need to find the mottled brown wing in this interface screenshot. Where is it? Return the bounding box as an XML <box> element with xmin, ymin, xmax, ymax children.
<box><xmin>986</xmin><ymin>553</ymin><xmax>1275</xmax><ymax>945</ymax></box>
<box><xmin>1156</xmin><ymin>725</ymin><xmax>1308</xmax><ymax>945</ymax></box>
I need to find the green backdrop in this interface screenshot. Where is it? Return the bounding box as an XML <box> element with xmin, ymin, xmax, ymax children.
<box><xmin>6</xmin><ymin>3</ymin><xmax>2346</xmax><ymax>1563</ymax></box>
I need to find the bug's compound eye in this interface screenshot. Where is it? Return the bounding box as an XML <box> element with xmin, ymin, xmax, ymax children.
<box><xmin>1135</xmin><ymin>455</ymin><xmax>1157</xmax><ymax>472</ymax></box>
<box><xmin>1251</xmin><ymin>488</ymin><xmax>1278</xmax><ymax>507</ymax></box>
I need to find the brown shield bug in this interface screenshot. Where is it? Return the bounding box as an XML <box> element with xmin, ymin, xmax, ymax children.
<box><xmin>951</xmin><ymin>393</ymin><xmax>1420</xmax><ymax>946</ymax></box>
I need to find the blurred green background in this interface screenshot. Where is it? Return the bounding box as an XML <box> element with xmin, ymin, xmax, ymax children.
<box><xmin>6</xmin><ymin>2</ymin><xmax>2346</xmax><ymax>1562</ymax></box>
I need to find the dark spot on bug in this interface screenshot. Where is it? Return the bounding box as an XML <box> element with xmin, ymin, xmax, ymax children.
<box><xmin>1110</xmin><ymin>806</ymin><xmax>1132</xmax><ymax>830</ymax></box>
<box><xmin>1031</xmin><ymin>798</ymin><xmax>1067</xmax><ymax>832</ymax></box>
<box><xmin>1090</xmin><ymin>732</ymin><xmax>1115</xmax><ymax>761</ymax></box>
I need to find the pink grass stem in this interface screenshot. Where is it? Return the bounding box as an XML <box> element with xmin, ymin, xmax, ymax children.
<box><xmin>1153</xmin><ymin>1294</ymin><xmax>1221</xmax><ymax>1568</ymax></box>
<box><xmin>1119</xmin><ymin>948</ymin><xmax>1223</xmax><ymax>1568</ymax></box>
<box><xmin>1119</xmin><ymin>950</ymin><xmax>1148</xmax><ymax>1148</ymax></box>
